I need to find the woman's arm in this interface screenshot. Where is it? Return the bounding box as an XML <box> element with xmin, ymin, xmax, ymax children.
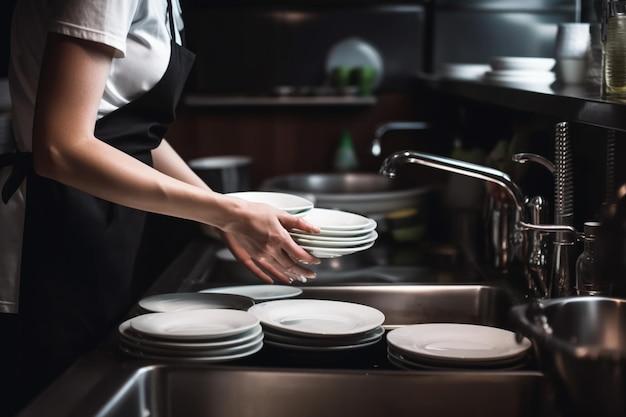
<box><xmin>32</xmin><ymin>33</ymin><xmax>319</xmax><ymax>283</ymax></box>
<box><xmin>151</xmin><ymin>140</ymin><xmax>319</xmax><ymax>283</ymax></box>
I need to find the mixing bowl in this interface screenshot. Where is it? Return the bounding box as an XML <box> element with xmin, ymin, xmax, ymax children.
<box><xmin>511</xmin><ymin>296</ymin><xmax>626</xmax><ymax>417</ymax></box>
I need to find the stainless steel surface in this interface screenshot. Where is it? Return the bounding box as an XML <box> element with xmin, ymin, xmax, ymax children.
<box><xmin>512</xmin><ymin>296</ymin><xmax>626</xmax><ymax>417</ymax></box>
<box><xmin>20</xmin><ymin>284</ymin><xmax>559</xmax><ymax>417</ymax></box>
<box><xmin>512</xmin><ymin>153</ymin><xmax>556</xmax><ymax>174</ymax></box>
<box><xmin>380</xmin><ymin>150</ymin><xmax>527</xmax><ymax>214</ymax></box>
<box><xmin>66</xmin><ymin>365</ymin><xmax>555</xmax><ymax>417</ymax></box>
<box><xmin>380</xmin><ymin>150</ymin><xmax>528</xmax><ymax>281</ymax></box>
<box><xmin>261</xmin><ymin>173</ymin><xmax>430</xmax><ymax>219</ymax></box>
<box><xmin>552</xmin><ymin>122</ymin><xmax>575</xmax><ymax>297</ymax></box>
<box><xmin>379</xmin><ymin>150</ymin><xmax>583</xmax><ymax>298</ymax></box>
<box><xmin>297</xmin><ymin>283</ymin><xmax>518</xmax><ymax>329</ymax></box>
<box><xmin>371</xmin><ymin>121</ymin><xmax>430</xmax><ymax>157</ymax></box>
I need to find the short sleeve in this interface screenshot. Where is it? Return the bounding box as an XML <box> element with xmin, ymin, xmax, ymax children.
<box><xmin>48</xmin><ymin>0</ymin><xmax>140</xmax><ymax>58</ymax></box>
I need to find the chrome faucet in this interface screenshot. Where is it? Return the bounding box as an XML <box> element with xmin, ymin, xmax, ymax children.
<box><xmin>380</xmin><ymin>150</ymin><xmax>582</xmax><ymax>298</ymax></box>
<box><xmin>372</xmin><ymin>121</ymin><xmax>430</xmax><ymax>157</ymax></box>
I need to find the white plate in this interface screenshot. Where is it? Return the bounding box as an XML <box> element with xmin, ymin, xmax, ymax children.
<box><xmin>265</xmin><ymin>336</ymin><xmax>381</xmax><ymax>352</ymax></box>
<box><xmin>248</xmin><ymin>299</ymin><xmax>385</xmax><ymax>337</ymax></box>
<box><xmin>119</xmin><ymin>340</ymin><xmax>263</xmax><ymax>363</ymax></box>
<box><xmin>326</xmin><ymin>37</ymin><xmax>384</xmax><ymax>88</ymax></box>
<box><xmin>489</xmin><ymin>56</ymin><xmax>556</xmax><ymax>72</ymax></box>
<box><xmin>226</xmin><ymin>191</ymin><xmax>314</xmax><ymax>214</ymax></box>
<box><xmin>290</xmin><ymin>230</ymin><xmax>375</xmax><ymax>242</ymax></box>
<box><xmin>300</xmin><ymin>241</ymin><xmax>375</xmax><ymax>258</ymax></box>
<box><xmin>295</xmin><ymin>219</ymin><xmax>377</xmax><ymax>237</ymax></box>
<box><xmin>120</xmin><ymin>332</ymin><xmax>264</xmax><ymax>358</ymax></box>
<box><xmin>129</xmin><ymin>309</ymin><xmax>260</xmax><ymax>341</ymax></box>
<box><xmin>199</xmin><ymin>285</ymin><xmax>303</xmax><ymax>301</ymax></box>
<box><xmin>483</xmin><ymin>70</ymin><xmax>555</xmax><ymax>86</ymax></box>
<box><xmin>300</xmin><ymin>208</ymin><xmax>374</xmax><ymax>231</ymax></box>
<box><xmin>264</xmin><ymin>325</ymin><xmax>385</xmax><ymax>347</ymax></box>
<box><xmin>386</xmin><ymin>323</ymin><xmax>532</xmax><ymax>362</ymax></box>
<box><xmin>440</xmin><ymin>63</ymin><xmax>490</xmax><ymax>80</ymax></box>
<box><xmin>118</xmin><ymin>320</ymin><xmax>263</xmax><ymax>350</ymax></box>
<box><xmin>292</xmin><ymin>230</ymin><xmax>377</xmax><ymax>248</ymax></box>
<box><xmin>137</xmin><ymin>292</ymin><xmax>254</xmax><ymax>313</ymax></box>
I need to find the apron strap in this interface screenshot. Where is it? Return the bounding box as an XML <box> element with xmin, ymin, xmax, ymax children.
<box><xmin>0</xmin><ymin>151</ymin><xmax>32</xmax><ymax>204</ymax></box>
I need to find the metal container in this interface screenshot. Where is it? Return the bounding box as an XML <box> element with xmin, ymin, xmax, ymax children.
<box><xmin>261</xmin><ymin>173</ymin><xmax>431</xmax><ymax>237</ymax></box>
<box><xmin>511</xmin><ymin>296</ymin><xmax>626</xmax><ymax>417</ymax></box>
<box><xmin>188</xmin><ymin>156</ymin><xmax>251</xmax><ymax>193</ymax></box>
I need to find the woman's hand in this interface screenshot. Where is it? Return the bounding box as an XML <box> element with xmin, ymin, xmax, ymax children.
<box><xmin>217</xmin><ymin>198</ymin><xmax>320</xmax><ymax>284</ymax></box>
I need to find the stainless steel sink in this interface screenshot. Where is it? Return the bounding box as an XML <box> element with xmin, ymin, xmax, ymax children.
<box><xmin>20</xmin><ymin>284</ymin><xmax>559</xmax><ymax>417</ymax></box>
<box><xmin>297</xmin><ymin>283</ymin><xmax>519</xmax><ymax>330</ymax></box>
<box><xmin>71</xmin><ymin>365</ymin><xmax>556</xmax><ymax>417</ymax></box>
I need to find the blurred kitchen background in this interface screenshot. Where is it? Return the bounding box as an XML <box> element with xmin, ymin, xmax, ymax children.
<box><xmin>2</xmin><ymin>0</ymin><xmax>622</xmax><ymax>289</ymax></box>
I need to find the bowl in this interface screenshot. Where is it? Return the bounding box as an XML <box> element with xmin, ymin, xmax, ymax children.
<box><xmin>511</xmin><ymin>297</ymin><xmax>626</xmax><ymax>417</ymax></box>
<box><xmin>261</xmin><ymin>173</ymin><xmax>431</xmax><ymax>236</ymax></box>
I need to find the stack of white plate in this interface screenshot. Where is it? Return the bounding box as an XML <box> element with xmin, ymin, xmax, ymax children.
<box><xmin>248</xmin><ymin>299</ymin><xmax>385</xmax><ymax>353</ymax></box>
<box><xmin>291</xmin><ymin>208</ymin><xmax>378</xmax><ymax>258</ymax></box>
<box><xmin>386</xmin><ymin>323</ymin><xmax>532</xmax><ymax>371</ymax></box>
<box><xmin>118</xmin><ymin>309</ymin><xmax>263</xmax><ymax>362</ymax></box>
<box><xmin>225</xmin><ymin>192</ymin><xmax>378</xmax><ymax>258</ymax></box>
<box><xmin>484</xmin><ymin>56</ymin><xmax>556</xmax><ymax>87</ymax></box>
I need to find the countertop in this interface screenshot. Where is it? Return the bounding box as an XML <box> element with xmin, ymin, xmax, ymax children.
<box><xmin>15</xmin><ymin>235</ymin><xmax>557</xmax><ymax>417</ymax></box>
<box><xmin>417</xmin><ymin>73</ymin><xmax>626</xmax><ymax>132</ymax></box>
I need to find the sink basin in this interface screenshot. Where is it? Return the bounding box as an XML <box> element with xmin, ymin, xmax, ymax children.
<box><xmin>297</xmin><ymin>283</ymin><xmax>519</xmax><ymax>330</ymax></box>
<box><xmin>19</xmin><ymin>284</ymin><xmax>558</xmax><ymax>417</ymax></box>
<box><xmin>69</xmin><ymin>365</ymin><xmax>556</xmax><ymax>417</ymax></box>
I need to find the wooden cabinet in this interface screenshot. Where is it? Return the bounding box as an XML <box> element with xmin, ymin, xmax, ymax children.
<box><xmin>166</xmin><ymin>92</ymin><xmax>441</xmax><ymax>188</ymax></box>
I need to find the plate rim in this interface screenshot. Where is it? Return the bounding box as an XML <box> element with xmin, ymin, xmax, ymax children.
<box><xmin>128</xmin><ymin>309</ymin><xmax>260</xmax><ymax>340</ymax></box>
<box><xmin>386</xmin><ymin>323</ymin><xmax>532</xmax><ymax>362</ymax></box>
<box><xmin>248</xmin><ymin>299</ymin><xmax>385</xmax><ymax>337</ymax></box>
<box><xmin>199</xmin><ymin>284</ymin><xmax>303</xmax><ymax>301</ymax></box>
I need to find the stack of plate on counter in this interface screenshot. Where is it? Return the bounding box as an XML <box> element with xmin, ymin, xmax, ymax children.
<box><xmin>483</xmin><ymin>56</ymin><xmax>556</xmax><ymax>87</ymax></box>
<box><xmin>248</xmin><ymin>299</ymin><xmax>385</xmax><ymax>353</ymax></box>
<box><xmin>386</xmin><ymin>323</ymin><xmax>533</xmax><ymax>371</ymax></box>
<box><xmin>290</xmin><ymin>208</ymin><xmax>378</xmax><ymax>258</ymax></box>
<box><xmin>227</xmin><ymin>191</ymin><xmax>378</xmax><ymax>258</ymax></box>
<box><xmin>118</xmin><ymin>309</ymin><xmax>263</xmax><ymax>362</ymax></box>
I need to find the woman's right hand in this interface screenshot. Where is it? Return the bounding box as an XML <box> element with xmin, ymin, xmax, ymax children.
<box><xmin>215</xmin><ymin>196</ymin><xmax>321</xmax><ymax>284</ymax></box>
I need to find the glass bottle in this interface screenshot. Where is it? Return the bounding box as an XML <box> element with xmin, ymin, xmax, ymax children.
<box><xmin>576</xmin><ymin>221</ymin><xmax>611</xmax><ymax>295</ymax></box>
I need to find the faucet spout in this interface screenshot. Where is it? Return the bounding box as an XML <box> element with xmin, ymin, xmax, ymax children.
<box><xmin>380</xmin><ymin>150</ymin><xmax>527</xmax><ymax>214</ymax></box>
<box><xmin>372</xmin><ymin>122</ymin><xmax>429</xmax><ymax>157</ymax></box>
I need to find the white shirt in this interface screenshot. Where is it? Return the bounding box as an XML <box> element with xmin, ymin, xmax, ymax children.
<box><xmin>0</xmin><ymin>0</ymin><xmax>184</xmax><ymax>313</ymax></box>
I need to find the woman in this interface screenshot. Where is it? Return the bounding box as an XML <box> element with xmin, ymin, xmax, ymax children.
<box><xmin>0</xmin><ymin>0</ymin><xmax>319</xmax><ymax>413</ymax></box>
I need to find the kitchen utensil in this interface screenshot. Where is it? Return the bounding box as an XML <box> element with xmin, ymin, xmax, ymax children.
<box><xmin>188</xmin><ymin>155</ymin><xmax>251</xmax><ymax>193</ymax></box>
<box><xmin>511</xmin><ymin>296</ymin><xmax>626</xmax><ymax>417</ymax></box>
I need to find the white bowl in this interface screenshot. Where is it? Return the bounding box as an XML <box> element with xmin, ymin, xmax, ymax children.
<box><xmin>489</xmin><ymin>57</ymin><xmax>556</xmax><ymax>72</ymax></box>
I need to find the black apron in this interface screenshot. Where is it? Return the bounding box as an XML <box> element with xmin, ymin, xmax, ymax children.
<box><xmin>2</xmin><ymin>0</ymin><xmax>195</xmax><ymax>408</ymax></box>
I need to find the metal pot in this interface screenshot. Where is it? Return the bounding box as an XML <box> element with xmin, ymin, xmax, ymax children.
<box><xmin>261</xmin><ymin>173</ymin><xmax>431</xmax><ymax>238</ymax></box>
<box><xmin>511</xmin><ymin>296</ymin><xmax>626</xmax><ymax>417</ymax></box>
<box><xmin>188</xmin><ymin>156</ymin><xmax>251</xmax><ymax>193</ymax></box>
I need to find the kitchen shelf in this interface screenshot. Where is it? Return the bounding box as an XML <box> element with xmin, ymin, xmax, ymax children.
<box><xmin>416</xmin><ymin>73</ymin><xmax>626</xmax><ymax>132</ymax></box>
<box><xmin>183</xmin><ymin>94</ymin><xmax>377</xmax><ymax>108</ymax></box>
